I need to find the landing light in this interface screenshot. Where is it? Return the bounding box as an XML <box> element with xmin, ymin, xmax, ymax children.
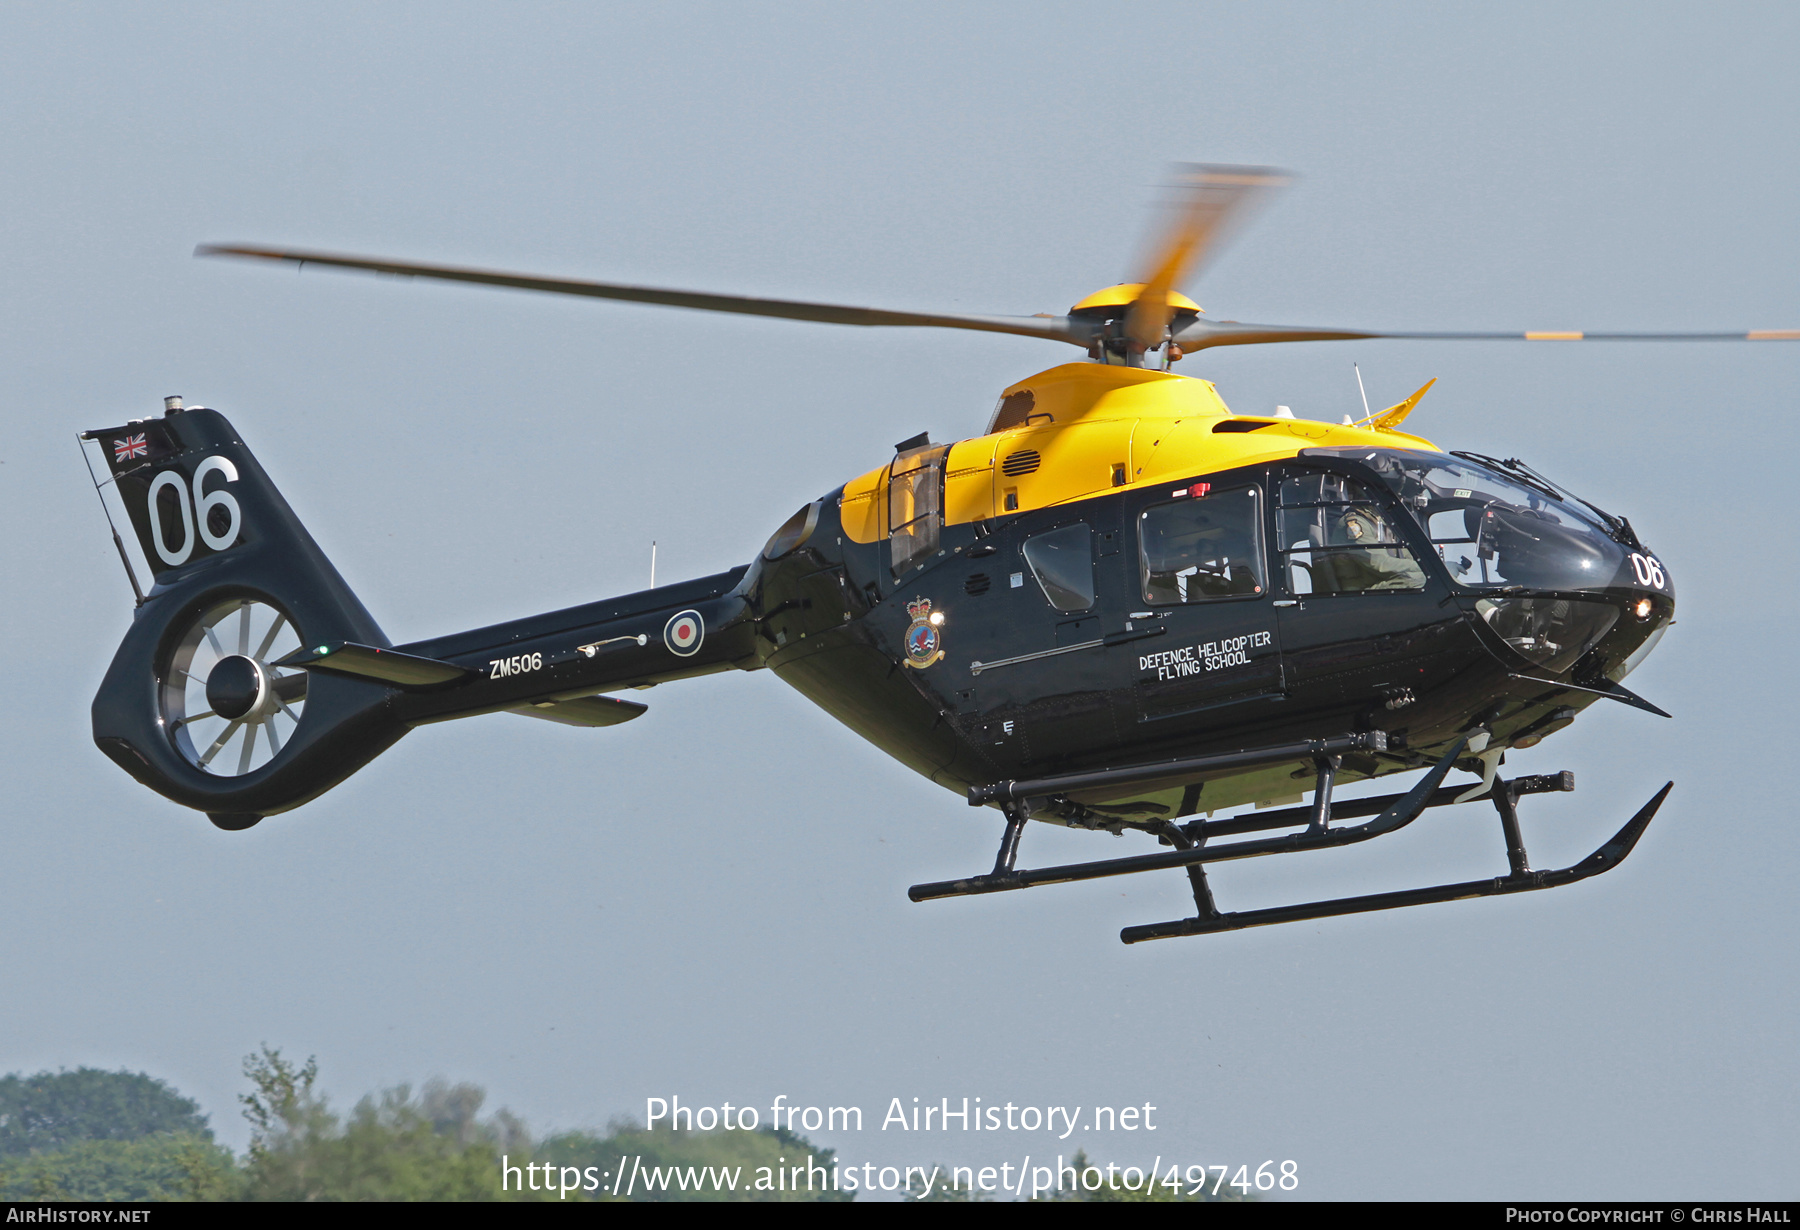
<box><xmin>1634</xmin><ymin>598</ymin><xmax>1653</xmax><ymax>620</ymax></box>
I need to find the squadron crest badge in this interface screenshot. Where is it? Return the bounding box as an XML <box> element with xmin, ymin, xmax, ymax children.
<box><xmin>903</xmin><ymin>597</ymin><xmax>943</xmax><ymax>669</ymax></box>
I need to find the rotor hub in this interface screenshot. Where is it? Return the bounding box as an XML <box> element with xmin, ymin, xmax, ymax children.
<box><xmin>1067</xmin><ymin>283</ymin><xmax>1202</xmax><ymax>318</ymax></box>
<box><xmin>1067</xmin><ymin>284</ymin><xmax>1203</xmax><ymax>365</ymax></box>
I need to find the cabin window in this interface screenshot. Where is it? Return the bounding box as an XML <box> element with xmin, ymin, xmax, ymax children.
<box><xmin>1022</xmin><ymin>523</ymin><xmax>1095</xmax><ymax>612</ymax></box>
<box><xmin>888</xmin><ymin>444</ymin><xmax>949</xmax><ymax>576</ymax></box>
<box><xmin>1277</xmin><ymin>473</ymin><xmax>1426</xmax><ymax>595</ymax></box>
<box><xmin>1139</xmin><ymin>486</ymin><xmax>1265</xmax><ymax>603</ymax></box>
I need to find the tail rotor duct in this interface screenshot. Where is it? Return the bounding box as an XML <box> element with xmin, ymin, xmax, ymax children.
<box><xmin>161</xmin><ymin>597</ymin><xmax>307</xmax><ymax>777</ymax></box>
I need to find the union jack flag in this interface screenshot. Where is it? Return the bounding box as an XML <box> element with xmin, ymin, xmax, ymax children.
<box><xmin>113</xmin><ymin>433</ymin><xmax>148</xmax><ymax>463</ymax></box>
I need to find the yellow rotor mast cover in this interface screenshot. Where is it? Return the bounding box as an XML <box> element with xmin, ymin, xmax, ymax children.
<box><xmin>1069</xmin><ymin>283</ymin><xmax>1203</xmax><ymax>316</ymax></box>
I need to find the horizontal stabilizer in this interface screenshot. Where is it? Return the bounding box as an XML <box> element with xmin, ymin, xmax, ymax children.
<box><xmin>510</xmin><ymin>694</ymin><xmax>647</xmax><ymax>727</ymax></box>
<box><xmin>276</xmin><ymin>641</ymin><xmax>474</xmax><ymax>688</ymax></box>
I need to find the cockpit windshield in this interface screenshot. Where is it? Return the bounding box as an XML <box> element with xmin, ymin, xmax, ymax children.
<box><xmin>1304</xmin><ymin>449</ymin><xmax>1628</xmax><ymax>593</ymax></box>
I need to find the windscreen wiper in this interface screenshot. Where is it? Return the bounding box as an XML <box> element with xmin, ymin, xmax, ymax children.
<box><xmin>1452</xmin><ymin>451</ymin><xmax>1643</xmax><ymax>550</ymax></box>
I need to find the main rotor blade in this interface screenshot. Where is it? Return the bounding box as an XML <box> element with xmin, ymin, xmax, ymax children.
<box><xmin>1173</xmin><ymin>318</ymin><xmax>1800</xmax><ymax>350</ymax></box>
<box><xmin>1125</xmin><ymin>164</ymin><xmax>1288</xmax><ymax>350</ymax></box>
<box><xmin>197</xmin><ymin>245</ymin><xmax>1089</xmax><ymax>346</ymax></box>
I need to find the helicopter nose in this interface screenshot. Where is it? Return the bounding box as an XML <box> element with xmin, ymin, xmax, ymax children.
<box><xmin>1620</xmin><ymin>543</ymin><xmax>1674</xmax><ymax>633</ymax></box>
<box><xmin>1611</xmin><ymin>576</ymin><xmax>1673</xmax><ymax>683</ymax></box>
<box><xmin>1625</xmin><ymin>587</ymin><xmax>1673</xmax><ymax>640</ymax></box>
<box><xmin>1626</xmin><ymin>549</ymin><xmax>1673</xmax><ymax>599</ymax></box>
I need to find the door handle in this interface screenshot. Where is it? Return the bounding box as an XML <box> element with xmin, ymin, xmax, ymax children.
<box><xmin>1273</xmin><ymin>599</ymin><xmax>1300</xmax><ymax>608</ymax></box>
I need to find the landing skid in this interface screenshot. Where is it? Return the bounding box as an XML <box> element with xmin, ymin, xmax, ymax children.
<box><xmin>909</xmin><ymin>734</ymin><xmax>1671</xmax><ymax>943</ymax></box>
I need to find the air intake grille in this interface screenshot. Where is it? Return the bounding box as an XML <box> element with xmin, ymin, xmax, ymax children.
<box><xmin>1001</xmin><ymin>450</ymin><xmax>1041</xmax><ymax>477</ymax></box>
<box><xmin>964</xmin><ymin>572</ymin><xmax>992</xmax><ymax>596</ymax></box>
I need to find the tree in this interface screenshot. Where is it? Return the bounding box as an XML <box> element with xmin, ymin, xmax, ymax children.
<box><xmin>537</xmin><ymin>1121</ymin><xmax>852</xmax><ymax>1202</ymax></box>
<box><xmin>0</xmin><ymin>1068</ymin><xmax>211</xmax><ymax>1156</ymax></box>
<box><xmin>233</xmin><ymin>1046</ymin><xmax>548</xmax><ymax>1202</ymax></box>
<box><xmin>0</xmin><ymin>1134</ymin><xmax>233</xmax><ymax>1201</ymax></box>
<box><xmin>0</xmin><ymin>1052</ymin><xmax>861</xmax><ymax>1202</ymax></box>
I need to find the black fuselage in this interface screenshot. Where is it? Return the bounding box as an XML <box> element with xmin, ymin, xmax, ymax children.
<box><xmin>741</xmin><ymin>449</ymin><xmax>1672</xmax><ymax>824</ymax></box>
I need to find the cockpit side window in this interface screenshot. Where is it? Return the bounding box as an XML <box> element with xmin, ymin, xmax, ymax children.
<box><xmin>1365</xmin><ymin>451</ymin><xmax>1625</xmax><ymax>591</ymax></box>
<box><xmin>1277</xmin><ymin>473</ymin><xmax>1426</xmax><ymax>595</ymax></box>
<box><xmin>888</xmin><ymin>444</ymin><xmax>949</xmax><ymax>576</ymax></box>
<box><xmin>1022</xmin><ymin>522</ymin><xmax>1095</xmax><ymax>612</ymax></box>
<box><xmin>1138</xmin><ymin>485</ymin><xmax>1266</xmax><ymax>604</ymax></box>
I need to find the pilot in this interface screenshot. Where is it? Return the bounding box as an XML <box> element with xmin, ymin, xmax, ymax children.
<box><xmin>1320</xmin><ymin>505</ymin><xmax>1426</xmax><ymax>592</ymax></box>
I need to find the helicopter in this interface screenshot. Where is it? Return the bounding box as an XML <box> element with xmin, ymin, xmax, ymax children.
<box><xmin>77</xmin><ymin>166</ymin><xmax>1793</xmax><ymax>943</ymax></box>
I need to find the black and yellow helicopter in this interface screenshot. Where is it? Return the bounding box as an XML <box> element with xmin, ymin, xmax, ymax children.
<box><xmin>79</xmin><ymin>166</ymin><xmax>1792</xmax><ymax>942</ymax></box>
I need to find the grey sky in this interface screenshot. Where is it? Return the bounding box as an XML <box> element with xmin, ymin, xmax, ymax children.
<box><xmin>2</xmin><ymin>1</ymin><xmax>1795</xmax><ymax>1200</ymax></box>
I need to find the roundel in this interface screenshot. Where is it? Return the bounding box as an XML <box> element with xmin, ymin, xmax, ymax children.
<box><xmin>664</xmin><ymin>609</ymin><xmax>704</xmax><ymax>657</ymax></box>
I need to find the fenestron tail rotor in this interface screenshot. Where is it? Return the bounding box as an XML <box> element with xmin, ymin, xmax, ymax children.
<box><xmin>163</xmin><ymin>598</ymin><xmax>308</xmax><ymax>778</ymax></box>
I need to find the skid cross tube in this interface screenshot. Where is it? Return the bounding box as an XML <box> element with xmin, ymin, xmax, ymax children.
<box><xmin>909</xmin><ymin>739</ymin><xmax>1465</xmax><ymax>903</ymax></box>
<box><xmin>1153</xmin><ymin>820</ymin><xmax>1220</xmax><ymax>918</ymax></box>
<box><xmin>991</xmin><ymin>802</ymin><xmax>1028</xmax><ymax>876</ymax></box>
<box><xmin>1120</xmin><ymin>783</ymin><xmax>1672</xmax><ymax>942</ymax></box>
<box><xmin>1306</xmin><ymin>755</ymin><xmax>1340</xmax><ymax>835</ymax></box>
<box><xmin>966</xmin><ymin>731</ymin><xmax>1389</xmax><ymax>807</ymax></box>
